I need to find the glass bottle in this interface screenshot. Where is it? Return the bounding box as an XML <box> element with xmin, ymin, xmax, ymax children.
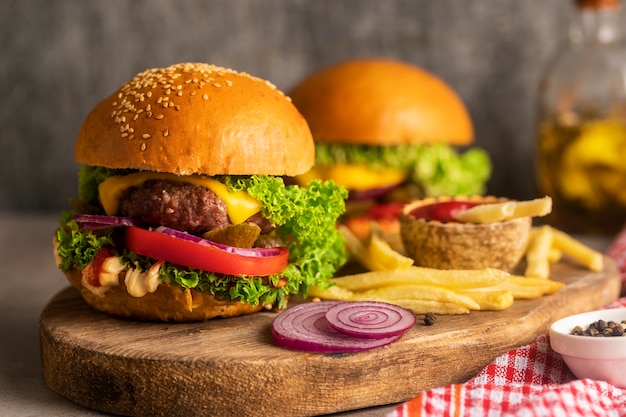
<box><xmin>536</xmin><ymin>0</ymin><xmax>626</xmax><ymax>235</ymax></box>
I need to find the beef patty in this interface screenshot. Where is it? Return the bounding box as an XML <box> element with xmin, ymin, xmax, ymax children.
<box><xmin>118</xmin><ymin>179</ymin><xmax>273</xmax><ymax>235</ymax></box>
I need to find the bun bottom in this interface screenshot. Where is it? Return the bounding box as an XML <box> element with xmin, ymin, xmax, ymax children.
<box><xmin>64</xmin><ymin>269</ymin><xmax>264</xmax><ymax>322</ymax></box>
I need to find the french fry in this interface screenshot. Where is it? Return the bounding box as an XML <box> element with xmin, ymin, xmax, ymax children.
<box><xmin>510</xmin><ymin>196</ymin><xmax>552</xmax><ymax>219</ymax></box>
<box><xmin>366</xmin><ymin>231</ymin><xmax>414</xmax><ymax>270</ymax></box>
<box><xmin>453</xmin><ymin>196</ymin><xmax>553</xmax><ymax>224</ymax></box>
<box><xmin>453</xmin><ymin>201</ymin><xmax>516</xmax><ymax>223</ymax></box>
<box><xmin>548</xmin><ymin>247</ymin><xmax>563</xmax><ymax>263</ymax></box>
<box><xmin>340</xmin><ymin>225</ymin><xmax>414</xmax><ymax>271</ymax></box>
<box><xmin>308</xmin><ymin>284</ymin><xmax>472</xmax><ymax>314</ymax></box>
<box><xmin>308</xmin><ymin>284</ymin><xmax>357</xmax><ymax>301</ymax></box>
<box><xmin>359</xmin><ymin>284</ymin><xmax>481</xmax><ymax>310</ymax></box>
<box><xmin>456</xmin><ymin>289</ymin><xmax>514</xmax><ymax>310</ymax></box>
<box><xmin>328</xmin><ymin>267</ymin><xmax>510</xmax><ymax>291</ymax></box>
<box><xmin>550</xmin><ymin>227</ymin><xmax>604</xmax><ymax>272</ymax></box>
<box><xmin>525</xmin><ymin>226</ymin><xmax>553</xmax><ymax>278</ymax></box>
<box><xmin>495</xmin><ymin>275</ymin><xmax>565</xmax><ymax>299</ymax></box>
<box><xmin>513</xmin><ymin>276</ymin><xmax>565</xmax><ymax>294</ymax></box>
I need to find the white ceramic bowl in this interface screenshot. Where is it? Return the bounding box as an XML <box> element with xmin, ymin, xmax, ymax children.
<box><xmin>549</xmin><ymin>308</ymin><xmax>626</xmax><ymax>388</ymax></box>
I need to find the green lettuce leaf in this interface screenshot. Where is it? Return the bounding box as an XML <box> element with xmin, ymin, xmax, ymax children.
<box><xmin>314</xmin><ymin>142</ymin><xmax>491</xmax><ymax>197</ymax></box>
<box><xmin>56</xmin><ymin>211</ymin><xmax>114</xmax><ymax>271</ymax></box>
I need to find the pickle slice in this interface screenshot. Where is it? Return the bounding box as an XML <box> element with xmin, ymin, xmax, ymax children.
<box><xmin>202</xmin><ymin>223</ymin><xmax>261</xmax><ymax>248</ymax></box>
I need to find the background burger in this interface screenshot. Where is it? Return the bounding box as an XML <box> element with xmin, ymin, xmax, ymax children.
<box><xmin>288</xmin><ymin>58</ymin><xmax>491</xmax><ymax>244</ymax></box>
<box><xmin>54</xmin><ymin>62</ymin><xmax>348</xmax><ymax>322</ymax></box>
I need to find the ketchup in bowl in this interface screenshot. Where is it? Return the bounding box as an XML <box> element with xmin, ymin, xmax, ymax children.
<box><xmin>409</xmin><ymin>201</ymin><xmax>480</xmax><ymax>223</ymax></box>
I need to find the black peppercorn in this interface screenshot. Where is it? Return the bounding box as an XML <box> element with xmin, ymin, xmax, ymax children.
<box><xmin>570</xmin><ymin>318</ymin><xmax>626</xmax><ymax>337</ymax></box>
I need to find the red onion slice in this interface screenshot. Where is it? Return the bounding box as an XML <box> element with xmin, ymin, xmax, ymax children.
<box><xmin>325</xmin><ymin>301</ymin><xmax>415</xmax><ymax>339</ymax></box>
<box><xmin>153</xmin><ymin>226</ymin><xmax>284</xmax><ymax>258</ymax></box>
<box><xmin>73</xmin><ymin>214</ymin><xmax>135</xmax><ymax>230</ymax></box>
<box><xmin>271</xmin><ymin>301</ymin><xmax>403</xmax><ymax>353</ymax></box>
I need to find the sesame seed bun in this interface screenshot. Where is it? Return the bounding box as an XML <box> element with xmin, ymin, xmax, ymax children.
<box><xmin>289</xmin><ymin>58</ymin><xmax>473</xmax><ymax>146</ymax></box>
<box><xmin>75</xmin><ymin>63</ymin><xmax>315</xmax><ymax>176</ymax></box>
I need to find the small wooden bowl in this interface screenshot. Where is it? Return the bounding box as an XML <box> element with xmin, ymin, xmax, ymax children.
<box><xmin>399</xmin><ymin>196</ymin><xmax>531</xmax><ymax>271</ymax></box>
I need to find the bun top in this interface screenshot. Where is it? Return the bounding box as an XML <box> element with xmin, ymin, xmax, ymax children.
<box><xmin>75</xmin><ymin>63</ymin><xmax>315</xmax><ymax>176</ymax></box>
<box><xmin>289</xmin><ymin>58</ymin><xmax>473</xmax><ymax>146</ymax></box>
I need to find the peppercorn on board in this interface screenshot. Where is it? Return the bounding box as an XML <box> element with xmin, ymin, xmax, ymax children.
<box><xmin>40</xmin><ymin>256</ymin><xmax>620</xmax><ymax>417</ymax></box>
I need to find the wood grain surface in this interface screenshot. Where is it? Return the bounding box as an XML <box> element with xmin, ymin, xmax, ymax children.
<box><xmin>40</xmin><ymin>257</ymin><xmax>621</xmax><ymax>417</ymax></box>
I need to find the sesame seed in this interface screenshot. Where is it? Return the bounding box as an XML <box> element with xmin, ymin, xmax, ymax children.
<box><xmin>225</xmin><ymin>80</ymin><xmax>233</xmax><ymax>87</ymax></box>
<box><xmin>146</xmin><ymin>111</ymin><xmax>153</xmax><ymax>118</ymax></box>
<box><xmin>175</xmin><ymin>105</ymin><xmax>180</xmax><ymax>111</ymax></box>
<box><xmin>141</xmin><ymin>143</ymin><xmax>147</xmax><ymax>151</ymax></box>
<box><xmin>121</xmin><ymin>132</ymin><xmax>129</xmax><ymax>138</ymax></box>
<box><xmin>213</xmin><ymin>83</ymin><xmax>221</xmax><ymax>88</ymax></box>
<box><xmin>202</xmin><ymin>94</ymin><xmax>209</xmax><ymax>100</ymax></box>
<box><xmin>155</xmin><ymin>114</ymin><xmax>164</xmax><ymax>120</ymax></box>
<box><xmin>146</xmin><ymin>104</ymin><xmax>151</xmax><ymax>111</ymax></box>
<box><xmin>190</xmin><ymin>90</ymin><xmax>197</xmax><ymax>96</ymax></box>
<box><xmin>146</xmin><ymin>91</ymin><xmax>153</xmax><ymax>97</ymax></box>
<box><xmin>163</xmin><ymin>129</ymin><xmax>169</xmax><ymax>137</ymax></box>
<box><xmin>143</xmin><ymin>134</ymin><xmax>151</xmax><ymax>139</ymax></box>
<box><xmin>177</xmin><ymin>91</ymin><xmax>183</xmax><ymax>96</ymax></box>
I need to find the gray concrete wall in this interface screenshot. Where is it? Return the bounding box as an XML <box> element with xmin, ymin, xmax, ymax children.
<box><xmin>1</xmin><ymin>0</ymin><xmax>582</xmax><ymax>211</ymax></box>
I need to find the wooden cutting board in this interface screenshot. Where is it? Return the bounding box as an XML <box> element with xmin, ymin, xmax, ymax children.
<box><xmin>40</xmin><ymin>257</ymin><xmax>621</xmax><ymax>417</ymax></box>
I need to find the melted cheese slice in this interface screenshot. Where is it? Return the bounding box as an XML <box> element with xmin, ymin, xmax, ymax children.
<box><xmin>295</xmin><ymin>163</ymin><xmax>407</xmax><ymax>191</ymax></box>
<box><xmin>98</xmin><ymin>172</ymin><xmax>261</xmax><ymax>224</ymax></box>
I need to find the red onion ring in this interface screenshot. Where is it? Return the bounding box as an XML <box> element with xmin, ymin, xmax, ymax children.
<box><xmin>271</xmin><ymin>301</ymin><xmax>404</xmax><ymax>353</ymax></box>
<box><xmin>153</xmin><ymin>226</ymin><xmax>284</xmax><ymax>258</ymax></box>
<box><xmin>325</xmin><ymin>301</ymin><xmax>415</xmax><ymax>339</ymax></box>
<box><xmin>73</xmin><ymin>214</ymin><xmax>135</xmax><ymax>230</ymax></box>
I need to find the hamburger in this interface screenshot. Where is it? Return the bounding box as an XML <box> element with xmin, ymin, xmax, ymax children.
<box><xmin>288</xmin><ymin>58</ymin><xmax>491</xmax><ymax>242</ymax></box>
<box><xmin>54</xmin><ymin>62</ymin><xmax>348</xmax><ymax>322</ymax></box>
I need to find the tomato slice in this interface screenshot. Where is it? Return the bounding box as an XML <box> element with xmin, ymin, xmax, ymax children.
<box><xmin>124</xmin><ymin>226</ymin><xmax>289</xmax><ymax>276</ymax></box>
<box><xmin>409</xmin><ymin>201</ymin><xmax>481</xmax><ymax>223</ymax></box>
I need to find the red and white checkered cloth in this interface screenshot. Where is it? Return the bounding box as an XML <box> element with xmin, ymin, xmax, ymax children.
<box><xmin>386</xmin><ymin>231</ymin><xmax>626</xmax><ymax>417</ymax></box>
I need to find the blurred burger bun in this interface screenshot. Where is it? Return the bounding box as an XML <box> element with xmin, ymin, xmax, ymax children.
<box><xmin>288</xmin><ymin>58</ymin><xmax>473</xmax><ymax>147</ymax></box>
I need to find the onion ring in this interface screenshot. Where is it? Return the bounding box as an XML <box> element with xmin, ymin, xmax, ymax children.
<box><xmin>271</xmin><ymin>301</ymin><xmax>404</xmax><ymax>353</ymax></box>
<box><xmin>73</xmin><ymin>214</ymin><xmax>135</xmax><ymax>230</ymax></box>
<box><xmin>153</xmin><ymin>226</ymin><xmax>284</xmax><ymax>258</ymax></box>
<box><xmin>325</xmin><ymin>301</ymin><xmax>415</xmax><ymax>339</ymax></box>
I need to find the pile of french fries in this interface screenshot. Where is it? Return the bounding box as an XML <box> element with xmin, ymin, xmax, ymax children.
<box><xmin>309</xmin><ymin>196</ymin><xmax>605</xmax><ymax>315</ymax></box>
